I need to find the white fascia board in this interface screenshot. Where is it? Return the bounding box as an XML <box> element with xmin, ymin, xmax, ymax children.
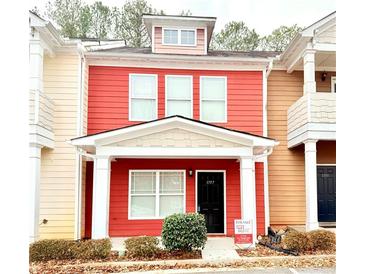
<box><xmin>313</xmin><ymin>43</ymin><xmax>336</xmax><ymax>52</ymax></box>
<box><xmin>96</xmin><ymin>146</ymin><xmax>252</xmax><ymax>158</ymax></box>
<box><xmin>301</xmin><ymin>12</ymin><xmax>336</xmax><ymax>37</ymax></box>
<box><xmin>287</xmin><ymin>123</ymin><xmax>336</xmax><ymax>148</ymax></box>
<box><xmin>85</xmin><ymin>51</ymin><xmax>271</xmax><ymax>64</ymax></box>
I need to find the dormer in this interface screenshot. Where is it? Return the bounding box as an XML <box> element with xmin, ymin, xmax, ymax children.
<box><xmin>143</xmin><ymin>14</ymin><xmax>216</xmax><ymax>55</ymax></box>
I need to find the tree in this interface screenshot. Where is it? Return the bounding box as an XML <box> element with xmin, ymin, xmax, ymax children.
<box><xmin>180</xmin><ymin>10</ymin><xmax>192</xmax><ymax>16</ymax></box>
<box><xmin>211</xmin><ymin>21</ymin><xmax>260</xmax><ymax>51</ymax></box>
<box><xmin>46</xmin><ymin>0</ymin><xmax>86</xmax><ymax>38</ymax></box>
<box><xmin>115</xmin><ymin>0</ymin><xmax>154</xmax><ymax>47</ymax></box>
<box><xmin>89</xmin><ymin>1</ymin><xmax>111</xmax><ymax>39</ymax></box>
<box><xmin>260</xmin><ymin>24</ymin><xmax>302</xmax><ymax>51</ymax></box>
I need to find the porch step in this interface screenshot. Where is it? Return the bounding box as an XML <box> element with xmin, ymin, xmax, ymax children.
<box><xmin>201</xmin><ymin>237</ymin><xmax>240</xmax><ymax>260</ymax></box>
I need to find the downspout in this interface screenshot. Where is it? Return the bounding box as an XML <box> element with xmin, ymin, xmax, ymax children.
<box><xmin>74</xmin><ymin>43</ymin><xmax>85</xmax><ymax>240</ymax></box>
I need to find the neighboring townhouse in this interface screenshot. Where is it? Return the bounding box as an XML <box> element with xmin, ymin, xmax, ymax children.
<box><xmin>267</xmin><ymin>12</ymin><xmax>336</xmax><ymax>231</ymax></box>
<box><xmin>29</xmin><ymin>11</ymin><xmax>86</xmax><ymax>241</ymax></box>
<box><xmin>29</xmin><ymin>11</ymin><xmax>336</xmax><ymax>245</ymax></box>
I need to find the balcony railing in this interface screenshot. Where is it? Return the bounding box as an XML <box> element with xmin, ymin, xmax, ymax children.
<box><xmin>287</xmin><ymin>92</ymin><xmax>336</xmax><ymax>147</ymax></box>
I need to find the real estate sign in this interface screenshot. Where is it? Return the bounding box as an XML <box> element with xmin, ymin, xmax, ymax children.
<box><xmin>234</xmin><ymin>219</ymin><xmax>253</xmax><ymax>244</ymax></box>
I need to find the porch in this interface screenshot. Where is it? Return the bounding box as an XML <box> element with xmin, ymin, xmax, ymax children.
<box><xmin>71</xmin><ymin>116</ymin><xmax>278</xmax><ymax>246</ymax></box>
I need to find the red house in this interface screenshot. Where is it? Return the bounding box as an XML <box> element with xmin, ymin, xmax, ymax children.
<box><xmin>71</xmin><ymin>14</ymin><xmax>278</xmax><ymax>246</ymax></box>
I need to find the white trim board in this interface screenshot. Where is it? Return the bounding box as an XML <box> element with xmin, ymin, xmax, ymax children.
<box><xmin>195</xmin><ymin>170</ymin><xmax>227</xmax><ymax>235</ymax></box>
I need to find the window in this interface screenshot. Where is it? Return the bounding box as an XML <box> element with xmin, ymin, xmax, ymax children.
<box><xmin>163</xmin><ymin>28</ymin><xmax>196</xmax><ymax>46</ymax></box>
<box><xmin>129</xmin><ymin>171</ymin><xmax>185</xmax><ymax>219</ymax></box>
<box><xmin>200</xmin><ymin>76</ymin><xmax>227</xmax><ymax>122</ymax></box>
<box><xmin>331</xmin><ymin>76</ymin><xmax>336</xmax><ymax>93</ymax></box>
<box><xmin>181</xmin><ymin>30</ymin><xmax>195</xmax><ymax>45</ymax></box>
<box><xmin>163</xmin><ymin>29</ymin><xmax>178</xmax><ymax>44</ymax></box>
<box><xmin>165</xmin><ymin>75</ymin><xmax>193</xmax><ymax>118</ymax></box>
<box><xmin>129</xmin><ymin>74</ymin><xmax>157</xmax><ymax>121</ymax></box>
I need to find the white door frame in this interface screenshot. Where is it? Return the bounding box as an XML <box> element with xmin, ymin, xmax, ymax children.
<box><xmin>195</xmin><ymin>170</ymin><xmax>227</xmax><ymax>235</ymax></box>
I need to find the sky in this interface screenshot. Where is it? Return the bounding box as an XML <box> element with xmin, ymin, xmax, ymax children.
<box><xmin>30</xmin><ymin>0</ymin><xmax>336</xmax><ymax>35</ymax></box>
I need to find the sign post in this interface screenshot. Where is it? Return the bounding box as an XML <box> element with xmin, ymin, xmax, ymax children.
<box><xmin>234</xmin><ymin>219</ymin><xmax>253</xmax><ymax>245</ymax></box>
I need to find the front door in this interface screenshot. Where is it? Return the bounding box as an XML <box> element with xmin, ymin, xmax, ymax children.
<box><xmin>197</xmin><ymin>172</ymin><xmax>224</xmax><ymax>233</ymax></box>
<box><xmin>317</xmin><ymin>166</ymin><xmax>336</xmax><ymax>222</ymax></box>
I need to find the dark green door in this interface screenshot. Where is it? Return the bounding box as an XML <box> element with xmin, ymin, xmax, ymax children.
<box><xmin>317</xmin><ymin>166</ymin><xmax>336</xmax><ymax>222</ymax></box>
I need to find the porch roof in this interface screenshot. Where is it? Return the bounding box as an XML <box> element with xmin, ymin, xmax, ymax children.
<box><xmin>70</xmin><ymin>116</ymin><xmax>278</xmax><ymax>158</ymax></box>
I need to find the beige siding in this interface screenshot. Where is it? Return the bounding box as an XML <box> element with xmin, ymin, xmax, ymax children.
<box><xmin>39</xmin><ymin>51</ymin><xmax>80</xmax><ymax>239</ymax></box>
<box><xmin>268</xmin><ymin>70</ymin><xmax>306</xmax><ymax>225</ymax></box>
<box><xmin>268</xmin><ymin>70</ymin><xmax>336</xmax><ymax>225</ymax></box>
<box><xmin>112</xmin><ymin>128</ymin><xmax>242</xmax><ymax>148</ymax></box>
<box><xmin>154</xmin><ymin>27</ymin><xmax>206</xmax><ymax>55</ymax></box>
<box><xmin>317</xmin><ymin>141</ymin><xmax>336</xmax><ymax>164</ymax></box>
<box><xmin>316</xmin><ymin>24</ymin><xmax>336</xmax><ymax>44</ymax></box>
<box><xmin>315</xmin><ymin>71</ymin><xmax>336</xmax><ymax>92</ymax></box>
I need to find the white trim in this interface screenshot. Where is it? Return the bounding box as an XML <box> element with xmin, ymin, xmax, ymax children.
<box><xmin>313</xmin><ymin>43</ymin><xmax>336</xmax><ymax>52</ymax></box>
<box><xmin>317</xmin><ymin>164</ymin><xmax>336</xmax><ymax>166</ymax></box>
<box><xmin>331</xmin><ymin>76</ymin><xmax>336</xmax><ymax>93</ymax></box>
<box><xmin>128</xmin><ymin>170</ymin><xmax>186</xmax><ymax>220</ymax></box>
<box><xmin>199</xmin><ymin>76</ymin><xmax>228</xmax><ymax>123</ymax></box>
<box><xmin>143</xmin><ymin>14</ymin><xmax>217</xmax><ymax>22</ymax></box>
<box><xmin>162</xmin><ymin>27</ymin><xmax>197</xmax><ymax>47</ymax></box>
<box><xmin>152</xmin><ymin>25</ymin><xmax>155</xmax><ymax>53</ymax></box>
<box><xmin>165</xmin><ymin>75</ymin><xmax>193</xmax><ymax>118</ymax></box>
<box><xmin>204</xmin><ymin>27</ymin><xmax>208</xmax><ymax>55</ymax></box>
<box><xmin>128</xmin><ymin>73</ymin><xmax>158</xmax><ymax>122</ymax></box>
<box><xmin>195</xmin><ymin>170</ymin><xmax>227</xmax><ymax>235</ymax></box>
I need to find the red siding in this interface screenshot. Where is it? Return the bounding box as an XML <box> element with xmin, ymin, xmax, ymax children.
<box><xmin>87</xmin><ymin>66</ymin><xmax>263</xmax><ymax>135</ymax></box>
<box><xmin>84</xmin><ymin>159</ymin><xmax>265</xmax><ymax>237</ymax></box>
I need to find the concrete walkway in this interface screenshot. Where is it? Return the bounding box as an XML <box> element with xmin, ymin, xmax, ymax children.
<box><xmin>201</xmin><ymin>237</ymin><xmax>240</xmax><ymax>260</ymax></box>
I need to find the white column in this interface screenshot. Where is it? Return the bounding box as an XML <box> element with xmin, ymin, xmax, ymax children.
<box><xmin>92</xmin><ymin>156</ymin><xmax>111</xmax><ymax>239</ymax></box>
<box><xmin>240</xmin><ymin>155</ymin><xmax>257</xmax><ymax>246</ymax></box>
<box><xmin>304</xmin><ymin>140</ymin><xmax>319</xmax><ymax>231</ymax></box>
<box><xmin>29</xmin><ymin>32</ymin><xmax>44</xmax><ymax>124</ymax></box>
<box><xmin>29</xmin><ymin>144</ymin><xmax>42</xmax><ymax>242</ymax></box>
<box><xmin>303</xmin><ymin>49</ymin><xmax>316</xmax><ymax>94</ymax></box>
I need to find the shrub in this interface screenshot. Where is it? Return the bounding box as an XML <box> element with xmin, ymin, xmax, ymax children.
<box><xmin>74</xmin><ymin>239</ymin><xmax>112</xmax><ymax>260</ymax></box>
<box><xmin>282</xmin><ymin>230</ymin><xmax>312</xmax><ymax>252</ymax></box>
<box><xmin>29</xmin><ymin>238</ymin><xmax>112</xmax><ymax>262</ymax></box>
<box><xmin>308</xmin><ymin>230</ymin><xmax>336</xmax><ymax>250</ymax></box>
<box><xmin>124</xmin><ymin>236</ymin><xmax>160</xmax><ymax>258</ymax></box>
<box><xmin>162</xmin><ymin>213</ymin><xmax>207</xmax><ymax>251</ymax></box>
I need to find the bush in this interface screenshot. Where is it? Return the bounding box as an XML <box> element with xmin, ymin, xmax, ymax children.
<box><xmin>29</xmin><ymin>238</ymin><xmax>112</xmax><ymax>262</ymax></box>
<box><xmin>308</xmin><ymin>230</ymin><xmax>336</xmax><ymax>250</ymax></box>
<box><xmin>282</xmin><ymin>230</ymin><xmax>312</xmax><ymax>252</ymax></box>
<box><xmin>162</xmin><ymin>213</ymin><xmax>207</xmax><ymax>251</ymax></box>
<box><xmin>124</xmin><ymin>236</ymin><xmax>160</xmax><ymax>258</ymax></box>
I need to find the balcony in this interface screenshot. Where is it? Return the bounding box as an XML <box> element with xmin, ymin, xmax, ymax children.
<box><xmin>287</xmin><ymin>92</ymin><xmax>336</xmax><ymax>148</ymax></box>
<box><xmin>29</xmin><ymin>90</ymin><xmax>55</xmax><ymax>148</ymax></box>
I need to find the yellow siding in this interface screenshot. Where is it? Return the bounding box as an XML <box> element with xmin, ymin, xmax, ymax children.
<box><xmin>39</xmin><ymin>51</ymin><xmax>80</xmax><ymax>239</ymax></box>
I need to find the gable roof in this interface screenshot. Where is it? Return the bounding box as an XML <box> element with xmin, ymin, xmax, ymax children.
<box><xmin>70</xmin><ymin>116</ymin><xmax>278</xmax><ymax>154</ymax></box>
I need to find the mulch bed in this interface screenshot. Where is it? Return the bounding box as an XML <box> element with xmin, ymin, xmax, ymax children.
<box><xmin>29</xmin><ymin>255</ymin><xmax>336</xmax><ymax>274</ymax></box>
<box><xmin>236</xmin><ymin>244</ymin><xmax>336</xmax><ymax>257</ymax></box>
<box><xmin>122</xmin><ymin>250</ymin><xmax>202</xmax><ymax>261</ymax></box>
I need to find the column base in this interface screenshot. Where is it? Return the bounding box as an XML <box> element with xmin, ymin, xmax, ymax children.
<box><xmin>306</xmin><ymin>221</ymin><xmax>319</xmax><ymax>231</ymax></box>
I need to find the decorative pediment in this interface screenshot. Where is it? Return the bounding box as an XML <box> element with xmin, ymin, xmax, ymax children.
<box><xmin>110</xmin><ymin>128</ymin><xmax>242</xmax><ymax>148</ymax></box>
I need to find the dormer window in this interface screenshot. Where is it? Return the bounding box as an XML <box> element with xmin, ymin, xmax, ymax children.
<box><xmin>163</xmin><ymin>28</ymin><xmax>196</xmax><ymax>46</ymax></box>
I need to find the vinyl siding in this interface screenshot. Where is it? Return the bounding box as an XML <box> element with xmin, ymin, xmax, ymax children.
<box><xmin>39</xmin><ymin>52</ymin><xmax>80</xmax><ymax>239</ymax></box>
<box><xmin>88</xmin><ymin>66</ymin><xmax>263</xmax><ymax>135</ymax></box>
<box><xmin>267</xmin><ymin>70</ymin><xmax>335</xmax><ymax>225</ymax></box>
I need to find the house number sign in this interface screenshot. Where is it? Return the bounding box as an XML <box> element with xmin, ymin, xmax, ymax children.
<box><xmin>206</xmin><ymin>180</ymin><xmax>215</xmax><ymax>185</ymax></box>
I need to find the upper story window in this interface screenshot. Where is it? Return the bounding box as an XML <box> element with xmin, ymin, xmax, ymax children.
<box><xmin>200</xmin><ymin>76</ymin><xmax>227</xmax><ymax>123</ymax></box>
<box><xmin>163</xmin><ymin>28</ymin><xmax>196</xmax><ymax>46</ymax></box>
<box><xmin>129</xmin><ymin>74</ymin><xmax>158</xmax><ymax>121</ymax></box>
<box><xmin>165</xmin><ymin>75</ymin><xmax>193</xmax><ymax>118</ymax></box>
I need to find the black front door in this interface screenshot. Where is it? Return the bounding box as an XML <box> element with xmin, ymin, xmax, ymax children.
<box><xmin>317</xmin><ymin>166</ymin><xmax>336</xmax><ymax>222</ymax></box>
<box><xmin>197</xmin><ymin>172</ymin><xmax>224</xmax><ymax>233</ymax></box>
